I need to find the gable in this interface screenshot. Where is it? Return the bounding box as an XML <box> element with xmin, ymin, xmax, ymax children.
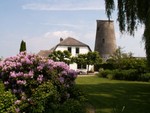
<box><xmin>53</xmin><ymin>37</ymin><xmax>92</xmax><ymax>51</ymax></box>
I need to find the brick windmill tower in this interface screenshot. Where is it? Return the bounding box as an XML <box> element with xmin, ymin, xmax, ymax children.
<box><xmin>94</xmin><ymin>20</ymin><xmax>117</xmax><ymax>60</ymax></box>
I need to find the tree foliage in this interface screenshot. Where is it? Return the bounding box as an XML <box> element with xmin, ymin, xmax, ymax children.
<box><xmin>72</xmin><ymin>51</ymin><xmax>102</xmax><ymax>72</ymax></box>
<box><xmin>106</xmin><ymin>47</ymin><xmax>147</xmax><ymax>71</ymax></box>
<box><xmin>104</xmin><ymin>0</ymin><xmax>150</xmax><ymax>66</ymax></box>
<box><xmin>87</xmin><ymin>51</ymin><xmax>102</xmax><ymax>66</ymax></box>
<box><xmin>48</xmin><ymin>50</ymin><xmax>72</xmax><ymax>64</ymax></box>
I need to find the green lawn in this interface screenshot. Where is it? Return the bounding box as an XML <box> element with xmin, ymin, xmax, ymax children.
<box><xmin>76</xmin><ymin>75</ymin><xmax>150</xmax><ymax>113</ymax></box>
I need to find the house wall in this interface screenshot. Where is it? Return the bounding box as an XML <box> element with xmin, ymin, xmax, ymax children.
<box><xmin>55</xmin><ymin>45</ymin><xmax>93</xmax><ymax>72</ymax></box>
<box><xmin>55</xmin><ymin>46</ymin><xmax>90</xmax><ymax>56</ymax></box>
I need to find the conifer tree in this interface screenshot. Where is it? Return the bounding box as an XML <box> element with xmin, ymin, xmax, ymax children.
<box><xmin>19</xmin><ymin>40</ymin><xmax>26</xmax><ymax>52</ymax></box>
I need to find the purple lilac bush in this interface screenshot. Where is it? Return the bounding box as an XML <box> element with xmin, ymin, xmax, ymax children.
<box><xmin>0</xmin><ymin>52</ymin><xmax>78</xmax><ymax>112</ymax></box>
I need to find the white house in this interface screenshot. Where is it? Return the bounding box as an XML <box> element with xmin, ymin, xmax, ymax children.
<box><xmin>38</xmin><ymin>37</ymin><xmax>93</xmax><ymax>73</ymax></box>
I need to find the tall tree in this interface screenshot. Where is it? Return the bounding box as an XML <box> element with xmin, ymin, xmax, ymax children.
<box><xmin>72</xmin><ymin>52</ymin><xmax>102</xmax><ymax>72</ymax></box>
<box><xmin>104</xmin><ymin>0</ymin><xmax>150</xmax><ymax>66</ymax></box>
<box><xmin>87</xmin><ymin>51</ymin><xmax>102</xmax><ymax>71</ymax></box>
<box><xmin>48</xmin><ymin>50</ymin><xmax>72</xmax><ymax>64</ymax></box>
<box><xmin>19</xmin><ymin>40</ymin><xmax>26</xmax><ymax>52</ymax></box>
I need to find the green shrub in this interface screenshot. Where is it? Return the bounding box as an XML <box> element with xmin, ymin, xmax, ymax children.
<box><xmin>0</xmin><ymin>82</ymin><xmax>16</xmax><ymax>113</ymax></box>
<box><xmin>107</xmin><ymin>74</ymin><xmax>114</xmax><ymax>80</ymax></box>
<box><xmin>106</xmin><ymin>57</ymin><xmax>148</xmax><ymax>72</ymax></box>
<box><xmin>58</xmin><ymin>99</ymin><xmax>86</xmax><ymax>113</ymax></box>
<box><xmin>16</xmin><ymin>80</ymin><xmax>59</xmax><ymax>113</ymax></box>
<box><xmin>57</xmin><ymin>86</ymin><xmax>87</xmax><ymax>113</ymax></box>
<box><xmin>139</xmin><ymin>73</ymin><xmax>150</xmax><ymax>82</ymax></box>
<box><xmin>98</xmin><ymin>69</ymin><xmax>142</xmax><ymax>81</ymax></box>
<box><xmin>98</xmin><ymin>69</ymin><xmax>112</xmax><ymax>78</ymax></box>
<box><xmin>98</xmin><ymin>63</ymin><xmax>115</xmax><ymax>70</ymax></box>
<box><xmin>112</xmin><ymin>69</ymin><xmax>138</xmax><ymax>81</ymax></box>
<box><xmin>0</xmin><ymin>52</ymin><xmax>85</xmax><ymax>113</ymax></box>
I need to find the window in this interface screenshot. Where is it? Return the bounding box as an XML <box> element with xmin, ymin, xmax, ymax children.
<box><xmin>68</xmin><ymin>47</ymin><xmax>72</xmax><ymax>53</ymax></box>
<box><xmin>76</xmin><ymin>47</ymin><xmax>79</xmax><ymax>54</ymax></box>
<box><xmin>97</xmin><ymin>27</ymin><xmax>100</xmax><ymax>31</ymax></box>
<box><xmin>77</xmin><ymin>64</ymin><xmax>86</xmax><ymax>69</ymax></box>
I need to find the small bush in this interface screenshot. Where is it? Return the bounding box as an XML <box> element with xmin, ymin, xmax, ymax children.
<box><xmin>140</xmin><ymin>73</ymin><xmax>150</xmax><ymax>82</ymax></box>
<box><xmin>98</xmin><ymin>69</ymin><xmax>112</xmax><ymax>78</ymax></box>
<box><xmin>97</xmin><ymin>69</ymin><xmax>145</xmax><ymax>81</ymax></box>
<box><xmin>0</xmin><ymin>81</ymin><xmax>16</xmax><ymax>113</ymax></box>
<box><xmin>58</xmin><ymin>99</ymin><xmax>86</xmax><ymax>113</ymax></box>
<box><xmin>16</xmin><ymin>80</ymin><xmax>59</xmax><ymax>113</ymax></box>
<box><xmin>0</xmin><ymin>52</ymin><xmax>85</xmax><ymax>113</ymax></box>
<box><xmin>112</xmin><ymin>69</ymin><xmax>138</xmax><ymax>81</ymax></box>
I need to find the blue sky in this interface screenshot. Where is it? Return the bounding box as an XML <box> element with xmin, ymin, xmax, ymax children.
<box><xmin>0</xmin><ymin>0</ymin><xmax>145</xmax><ymax>58</ymax></box>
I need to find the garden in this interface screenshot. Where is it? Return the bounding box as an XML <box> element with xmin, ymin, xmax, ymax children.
<box><xmin>1</xmin><ymin>47</ymin><xmax>150</xmax><ymax>113</ymax></box>
<box><xmin>75</xmin><ymin>48</ymin><xmax>150</xmax><ymax>113</ymax></box>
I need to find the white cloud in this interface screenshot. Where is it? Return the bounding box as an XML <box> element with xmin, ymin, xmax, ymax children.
<box><xmin>26</xmin><ymin>30</ymin><xmax>78</xmax><ymax>54</ymax></box>
<box><xmin>22</xmin><ymin>0</ymin><xmax>105</xmax><ymax>11</ymax></box>
<box><xmin>44</xmin><ymin>30</ymin><xmax>78</xmax><ymax>38</ymax></box>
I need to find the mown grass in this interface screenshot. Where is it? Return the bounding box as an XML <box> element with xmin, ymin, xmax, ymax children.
<box><xmin>76</xmin><ymin>75</ymin><xmax>150</xmax><ymax>113</ymax></box>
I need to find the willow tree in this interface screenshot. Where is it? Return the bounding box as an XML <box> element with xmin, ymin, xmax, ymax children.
<box><xmin>105</xmin><ymin>0</ymin><xmax>150</xmax><ymax>65</ymax></box>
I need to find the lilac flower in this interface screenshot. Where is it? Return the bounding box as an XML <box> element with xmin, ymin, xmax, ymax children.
<box><xmin>16</xmin><ymin>72</ymin><xmax>24</xmax><ymax>77</ymax></box>
<box><xmin>17</xmin><ymin>89</ymin><xmax>23</xmax><ymax>93</ymax></box>
<box><xmin>37</xmin><ymin>65</ymin><xmax>43</xmax><ymax>71</ymax></box>
<box><xmin>17</xmin><ymin>80</ymin><xmax>26</xmax><ymax>85</ymax></box>
<box><xmin>21</xmin><ymin>58</ymin><xmax>26</xmax><ymax>63</ymax></box>
<box><xmin>0</xmin><ymin>51</ymin><xmax>78</xmax><ymax>110</ymax></box>
<box><xmin>10</xmin><ymin>62</ymin><xmax>17</xmax><ymax>68</ymax></box>
<box><xmin>10</xmin><ymin>71</ymin><xmax>16</xmax><ymax>78</ymax></box>
<box><xmin>28</xmin><ymin>70</ymin><xmax>34</xmax><ymax>78</ymax></box>
<box><xmin>23</xmin><ymin>73</ymin><xmax>28</xmax><ymax>78</ymax></box>
<box><xmin>12</xmin><ymin>89</ymin><xmax>17</xmax><ymax>93</ymax></box>
<box><xmin>2</xmin><ymin>66</ymin><xmax>7</xmax><ymax>71</ymax></box>
<box><xmin>37</xmin><ymin>74</ymin><xmax>43</xmax><ymax>83</ymax></box>
<box><xmin>30</xmin><ymin>57</ymin><xmax>35</xmax><ymax>62</ymax></box>
<box><xmin>25</xmin><ymin>57</ymin><xmax>33</xmax><ymax>64</ymax></box>
<box><xmin>15</xmin><ymin>100</ymin><xmax>21</xmax><ymax>105</ymax></box>
<box><xmin>4</xmin><ymin>81</ymin><xmax>9</xmax><ymax>85</ymax></box>
<box><xmin>21</xmin><ymin>95</ymin><xmax>26</xmax><ymax>100</ymax></box>
<box><xmin>48</xmin><ymin>59</ymin><xmax>55</xmax><ymax>65</ymax></box>
<box><xmin>5</xmin><ymin>61</ymin><xmax>11</xmax><ymax>65</ymax></box>
<box><xmin>16</xmin><ymin>62</ymin><xmax>22</xmax><ymax>67</ymax></box>
<box><xmin>59</xmin><ymin>77</ymin><xmax>65</xmax><ymax>84</ymax></box>
<box><xmin>68</xmin><ymin>69</ymin><xmax>78</xmax><ymax>78</ymax></box>
<box><xmin>54</xmin><ymin>62</ymin><xmax>69</xmax><ymax>70</ymax></box>
<box><xmin>15</xmin><ymin>108</ymin><xmax>20</xmax><ymax>113</ymax></box>
<box><xmin>23</xmin><ymin>70</ymin><xmax>34</xmax><ymax>78</ymax></box>
<box><xmin>61</xmin><ymin>71</ymin><xmax>67</xmax><ymax>76</ymax></box>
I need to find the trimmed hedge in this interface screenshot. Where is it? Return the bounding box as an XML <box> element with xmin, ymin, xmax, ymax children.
<box><xmin>98</xmin><ymin>69</ymin><xmax>150</xmax><ymax>82</ymax></box>
<box><xmin>140</xmin><ymin>73</ymin><xmax>150</xmax><ymax>82</ymax></box>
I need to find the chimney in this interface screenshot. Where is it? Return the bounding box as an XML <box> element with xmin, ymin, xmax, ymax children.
<box><xmin>60</xmin><ymin>37</ymin><xmax>63</xmax><ymax>42</ymax></box>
